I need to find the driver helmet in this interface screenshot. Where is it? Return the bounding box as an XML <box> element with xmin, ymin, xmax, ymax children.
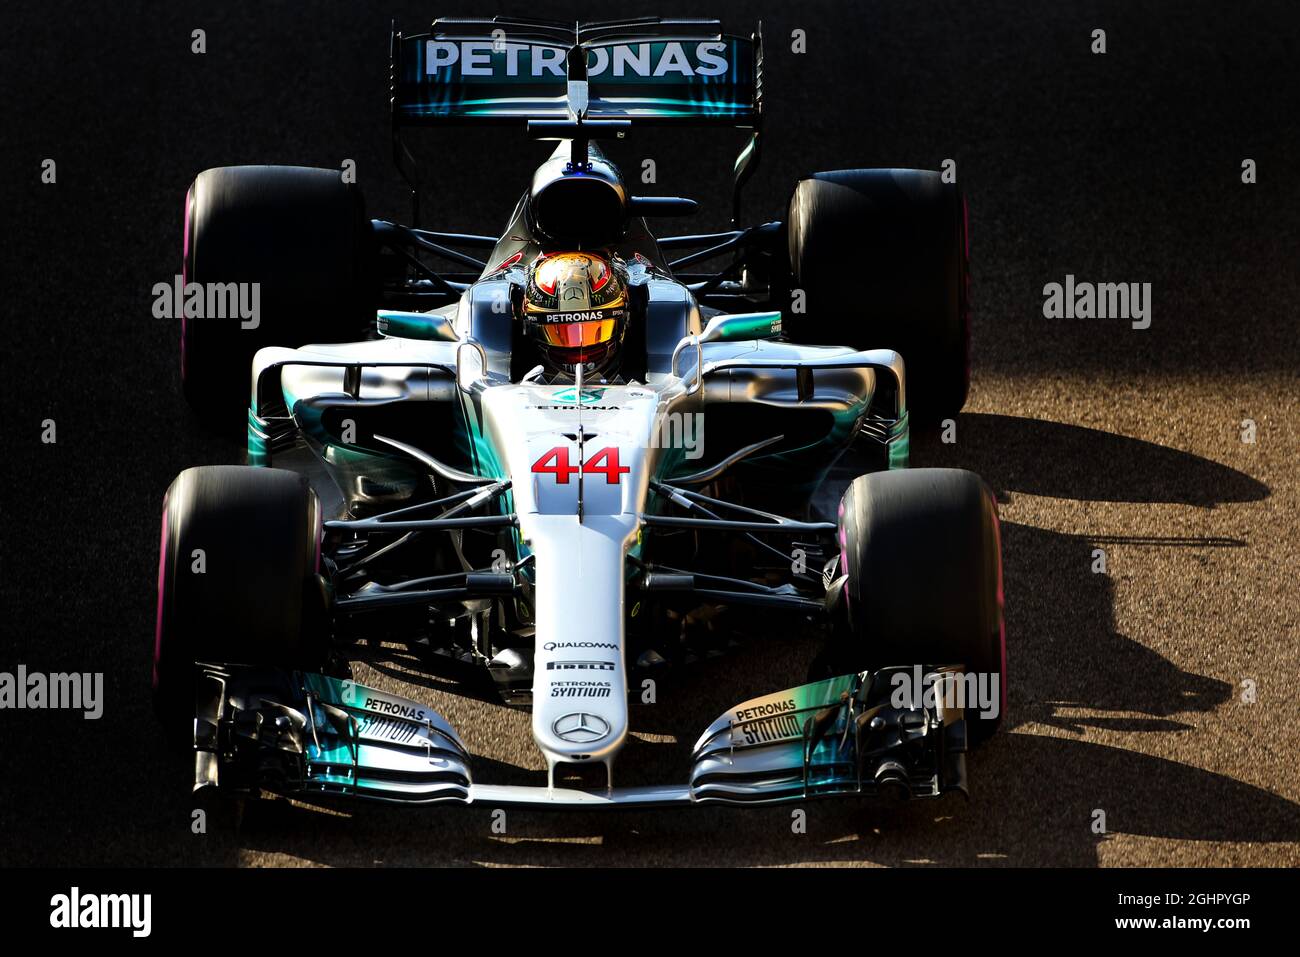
<box><xmin>521</xmin><ymin>251</ymin><xmax>629</xmax><ymax>376</ymax></box>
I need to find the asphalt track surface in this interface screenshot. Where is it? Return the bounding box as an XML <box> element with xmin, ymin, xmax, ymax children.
<box><xmin>1</xmin><ymin>1</ymin><xmax>1297</xmax><ymax>867</ymax></box>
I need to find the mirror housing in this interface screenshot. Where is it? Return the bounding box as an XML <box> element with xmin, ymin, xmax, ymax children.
<box><xmin>376</xmin><ymin>310</ymin><xmax>459</xmax><ymax>343</ymax></box>
<box><xmin>670</xmin><ymin>312</ymin><xmax>786</xmax><ymax>394</ymax></box>
<box><xmin>700</xmin><ymin>311</ymin><xmax>783</xmax><ymax>344</ymax></box>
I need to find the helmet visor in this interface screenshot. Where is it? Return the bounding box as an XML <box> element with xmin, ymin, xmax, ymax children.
<box><xmin>536</xmin><ymin>317</ymin><xmax>619</xmax><ymax>349</ymax></box>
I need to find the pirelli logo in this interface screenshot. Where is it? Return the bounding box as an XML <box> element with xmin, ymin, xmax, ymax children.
<box><xmin>547</xmin><ymin>660</ymin><xmax>616</xmax><ymax>672</ymax></box>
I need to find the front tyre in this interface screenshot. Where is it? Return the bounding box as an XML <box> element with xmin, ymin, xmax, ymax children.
<box><xmin>152</xmin><ymin>466</ymin><xmax>326</xmax><ymax>737</ymax></box>
<box><xmin>827</xmin><ymin>468</ymin><xmax>1005</xmax><ymax>743</ymax></box>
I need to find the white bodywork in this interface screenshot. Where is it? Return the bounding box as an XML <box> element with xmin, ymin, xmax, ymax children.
<box><xmin>480</xmin><ymin>380</ymin><xmax>689</xmax><ymax>778</ymax></box>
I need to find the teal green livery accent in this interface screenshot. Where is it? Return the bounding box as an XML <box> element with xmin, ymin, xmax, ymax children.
<box><xmin>376</xmin><ymin>310</ymin><xmax>458</xmax><ymax>342</ymax></box>
<box><xmin>698</xmin><ymin>673</ymin><xmax>864</xmax><ymax>789</ymax></box>
<box><xmin>247</xmin><ymin>407</ymin><xmax>270</xmax><ymax>467</ymax></box>
<box><xmin>455</xmin><ymin>392</ymin><xmax>508</xmax><ymax>482</ymax></box>
<box><xmin>455</xmin><ymin>392</ymin><xmax>530</xmax><ymax>575</ymax></box>
<box><xmin>887</xmin><ymin>410</ymin><xmax>910</xmax><ymax>469</ymax></box>
<box><xmin>290</xmin><ymin>396</ymin><xmax>328</xmax><ymax>444</ymax></box>
<box><xmin>707</xmin><ymin>311</ymin><xmax>783</xmax><ymax>342</ymax></box>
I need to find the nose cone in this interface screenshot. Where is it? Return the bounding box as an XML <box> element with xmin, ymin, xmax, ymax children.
<box><xmin>528</xmin><ymin>515</ymin><xmax>633</xmax><ymax>769</ymax></box>
<box><xmin>478</xmin><ymin>384</ymin><xmax>663</xmax><ymax>782</ymax></box>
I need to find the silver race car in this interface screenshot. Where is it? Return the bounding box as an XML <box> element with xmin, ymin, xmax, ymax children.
<box><xmin>154</xmin><ymin>17</ymin><xmax>1005</xmax><ymax>811</ymax></box>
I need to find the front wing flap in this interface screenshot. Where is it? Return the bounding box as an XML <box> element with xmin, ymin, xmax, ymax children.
<box><xmin>193</xmin><ymin>665</ymin><xmax>970</xmax><ymax>808</ymax></box>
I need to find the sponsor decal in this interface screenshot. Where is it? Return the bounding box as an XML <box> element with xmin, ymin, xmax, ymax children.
<box><xmin>552</xmin><ymin>387</ymin><xmax>606</xmax><ymax>404</ymax></box>
<box><xmin>547</xmin><ymin>660</ymin><xmax>617</xmax><ymax>671</ymax></box>
<box><xmin>550</xmin><ymin>680</ymin><xmax>613</xmax><ymax>699</ymax></box>
<box><xmin>732</xmin><ymin>698</ymin><xmax>803</xmax><ymax>746</ymax></box>
<box><xmin>529</xmin><ymin>386</ymin><xmax>621</xmax><ymax>410</ymax></box>
<box><xmin>529</xmin><ymin>404</ymin><xmax>622</xmax><ymax>411</ymax></box>
<box><xmin>552</xmin><ymin>712</ymin><xmax>612</xmax><ymax>744</ymax></box>
<box><xmin>734</xmin><ymin>698</ymin><xmax>797</xmax><ymax>723</ymax></box>
<box><xmin>362</xmin><ymin>696</ymin><xmax>428</xmax><ymax>722</ymax></box>
<box><xmin>426</xmin><ymin>41</ymin><xmax>731</xmax><ymax>79</ymax></box>
<box><xmin>362</xmin><ymin>716</ymin><xmax>420</xmax><ymax>744</ymax></box>
<box><xmin>551</xmin><ymin>390</ymin><xmax>605</xmax><ymax>403</ymax></box>
<box><xmin>538</xmin><ymin>308</ymin><xmax>625</xmax><ymax>325</ymax></box>
<box><xmin>738</xmin><ymin>713</ymin><xmax>805</xmax><ymax>746</ymax></box>
<box><xmin>542</xmin><ymin>641</ymin><xmax>618</xmax><ymax>651</ymax></box>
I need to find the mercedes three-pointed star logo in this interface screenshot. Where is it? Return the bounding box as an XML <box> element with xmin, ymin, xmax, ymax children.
<box><xmin>552</xmin><ymin>712</ymin><xmax>611</xmax><ymax>744</ymax></box>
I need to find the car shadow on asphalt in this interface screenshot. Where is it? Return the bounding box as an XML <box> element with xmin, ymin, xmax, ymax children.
<box><xmin>998</xmin><ymin>520</ymin><xmax>1235</xmax><ymax>733</ymax></box>
<box><xmin>912</xmin><ymin>412</ymin><xmax>1269</xmax><ymax>506</ymax></box>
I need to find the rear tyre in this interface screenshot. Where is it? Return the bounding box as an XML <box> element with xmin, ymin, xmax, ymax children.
<box><xmin>180</xmin><ymin>165</ymin><xmax>375</xmax><ymax>427</ymax></box>
<box><xmin>152</xmin><ymin>466</ymin><xmax>326</xmax><ymax>737</ymax></box>
<box><xmin>827</xmin><ymin>468</ymin><xmax>1005</xmax><ymax>743</ymax></box>
<box><xmin>786</xmin><ymin>169</ymin><xmax>970</xmax><ymax>423</ymax></box>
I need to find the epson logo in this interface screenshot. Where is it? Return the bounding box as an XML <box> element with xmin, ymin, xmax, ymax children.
<box><xmin>426</xmin><ymin>41</ymin><xmax>731</xmax><ymax>79</ymax></box>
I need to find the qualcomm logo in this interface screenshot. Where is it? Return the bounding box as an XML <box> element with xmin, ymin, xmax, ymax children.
<box><xmin>552</xmin><ymin>712</ymin><xmax>611</xmax><ymax>744</ymax></box>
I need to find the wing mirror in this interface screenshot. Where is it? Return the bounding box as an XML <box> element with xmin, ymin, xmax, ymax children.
<box><xmin>672</xmin><ymin>312</ymin><xmax>785</xmax><ymax>395</ymax></box>
<box><xmin>376</xmin><ymin>310</ymin><xmax>460</xmax><ymax>343</ymax></box>
<box><xmin>699</xmin><ymin>311</ymin><xmax>783</xmax><ymax>344</ymax></box>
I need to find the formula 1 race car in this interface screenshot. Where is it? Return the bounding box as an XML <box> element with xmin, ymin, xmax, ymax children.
<box><xmin>153</xmin><ymin>16</ymin><xmax>1005</xmax><ymax>811</ymax></box>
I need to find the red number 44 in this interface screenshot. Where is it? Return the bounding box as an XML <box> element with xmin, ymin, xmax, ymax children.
<box><xmin>531</xmin><ymin>446</ymin><xmax>630</xmax><ymax>484</ymax></box>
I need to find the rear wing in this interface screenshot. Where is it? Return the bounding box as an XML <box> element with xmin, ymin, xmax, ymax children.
<box><xmin>391</xmin><ymin>17</ymin><xmax>762</xmax><ymax>127</ymax></box>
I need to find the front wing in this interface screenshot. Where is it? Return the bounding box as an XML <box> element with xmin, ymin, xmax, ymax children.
<box><xmin>192</xmin><ymin>665</ymin><xmax>972</xmax><ymax>808</ymax></box>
